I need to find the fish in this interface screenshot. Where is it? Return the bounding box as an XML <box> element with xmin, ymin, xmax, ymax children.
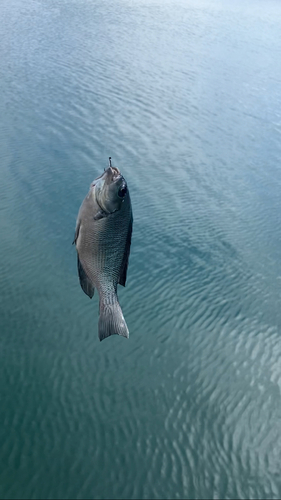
<box><xmin>73</xmin><ymin>158</ymin><xmax>133</xmax><ymax>342</ymax></box>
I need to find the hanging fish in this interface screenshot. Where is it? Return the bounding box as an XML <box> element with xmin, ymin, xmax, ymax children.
<box><xmin>73</xmin><ymin>158</ymin><xmax>133</xmax><ymax>341</ymax></box>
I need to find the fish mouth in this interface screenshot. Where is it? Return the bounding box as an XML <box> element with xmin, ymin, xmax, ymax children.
<box><xmin>92</xmin><ymin>166</ymin><xmax>122</xmax><ymax>189</ymax></box>
<box><xmin>104</xmin><ymin>166</ymin><xmax>122</xmax><ymax>183</ymax></box>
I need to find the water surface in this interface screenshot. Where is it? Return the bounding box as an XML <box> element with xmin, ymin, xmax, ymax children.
<box><xmin>0</xmin><ymin>0</ymin><xmax>281</xmax><ymax>498</ymax></box>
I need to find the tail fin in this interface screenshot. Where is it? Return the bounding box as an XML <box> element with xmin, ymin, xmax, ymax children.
<box><xmin>98</xmin><ymin>300</ymin><xmax>129</xmax><ymax>341</ymax></box>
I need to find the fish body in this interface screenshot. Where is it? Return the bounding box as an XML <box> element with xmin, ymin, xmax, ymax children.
<box><xmin>74</xmin><ymin>162</ymin><xmax>133</xmax><ymax>341</ymax></box>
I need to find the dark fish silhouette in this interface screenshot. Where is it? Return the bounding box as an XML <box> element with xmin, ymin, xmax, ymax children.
<box><xmin>73</xmin><ymin>159</ymin><xmax>133</xmax><ymax>341</ymax></box>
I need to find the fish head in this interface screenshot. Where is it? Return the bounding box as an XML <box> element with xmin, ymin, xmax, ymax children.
<box><xmin>92</xmin><ymin>166</ymin><xmax>128</xmax><ymax>214</ymax></box>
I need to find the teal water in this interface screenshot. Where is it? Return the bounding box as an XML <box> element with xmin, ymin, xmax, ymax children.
<box><xmin>0</xmin><ymin>0</ymin><xmax>281</xmax><ymax>498</ymax></box>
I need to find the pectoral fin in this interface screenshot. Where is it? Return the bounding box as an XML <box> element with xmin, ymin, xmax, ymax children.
<box><xmin>94</xmin><ymin>210</ymin><xmax>108</xmax><ymax>221</ymax></box>
<box><xmin>119</xmin><ymin>215</ymin><xmax>133</xmax><ymax>287</ymax></box>
<box><xmin>77</xmin><ymin>256</ymin><xmax>95</xmax><ymax>298</ymax></box>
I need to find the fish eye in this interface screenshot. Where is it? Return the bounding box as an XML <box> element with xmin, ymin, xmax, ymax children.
<box><xmin>118</xmin><ymin>185</ymin><xmax>127</xmax><ymax>198</ymax></box>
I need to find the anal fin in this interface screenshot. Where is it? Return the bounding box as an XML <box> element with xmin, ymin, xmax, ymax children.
<box><xmin>77</xmin><ymin>256</ymin><xmax>95</xmax><ymax>298</ymax></box>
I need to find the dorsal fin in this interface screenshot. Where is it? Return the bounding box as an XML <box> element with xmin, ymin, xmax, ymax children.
<box><xmin>119</xmin><ymin>215</ymin><xmax>133</xmax><ymax>287</ymax></box>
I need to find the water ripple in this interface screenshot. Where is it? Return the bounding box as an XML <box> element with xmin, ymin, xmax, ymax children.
<box><xmin>1</xmin><ymin>0</ymin><xmax>281</xmax><ymax>498</ymax></box>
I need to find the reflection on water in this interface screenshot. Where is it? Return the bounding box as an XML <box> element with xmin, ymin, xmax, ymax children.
<box><xmin>0</xmin><ymin>0</ymin><xmax>281</xmax><ymax>498</ymax></box>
